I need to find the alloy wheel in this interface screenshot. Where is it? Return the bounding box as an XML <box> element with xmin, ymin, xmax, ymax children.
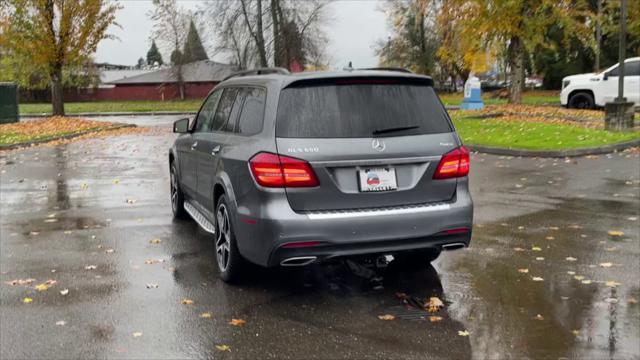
<box><xmin>170</xmin><ymin>170</ymin><xmax>178</xmax><ymax>212</ymax></box>
<box><xmin>216</xmin><ymin>204</ymin><xmax>231</xmax><ymax>272</ymax></box>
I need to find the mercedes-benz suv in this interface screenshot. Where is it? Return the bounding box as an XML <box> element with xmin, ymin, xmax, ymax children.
<box><xmin>169</xmin><ymin>68</ymin><xmax>473</xmax><ymax>282</ymax></box>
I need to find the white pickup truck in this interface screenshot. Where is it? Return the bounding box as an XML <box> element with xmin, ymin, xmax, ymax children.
<box><xmin>560</xmin><ymin>57</ymin><xmax>640</xmax><ymax>109</ymax></box>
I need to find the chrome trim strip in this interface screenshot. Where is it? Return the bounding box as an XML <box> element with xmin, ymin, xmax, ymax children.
<box><xmin>310</xmin><ymin>155</ymin><xmax>440</xmax><ymax>167</ymax></box>
<box><xmin>306</xmin><ymin>203</ymin><xmax>451</xmax><ymax>220</ymax></box>
<box><xmin>184</xmin><ymin>201</ymin><xmax>216</xmax><ymax>234</ymax></box>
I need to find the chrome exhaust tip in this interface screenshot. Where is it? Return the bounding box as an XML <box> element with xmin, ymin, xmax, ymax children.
<box><xmin>280</xmin><ymin>256</ymin><xmax>317</xmax><ymax>267</ymax></box>
<box><xmin>442</xmin><ymin>242</ymin><xmax>466</xmax><ymax>251</ymax></box>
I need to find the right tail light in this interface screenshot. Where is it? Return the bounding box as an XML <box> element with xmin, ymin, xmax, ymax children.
<box><xmin>433</xmin><ymin>146</ymin><xmax>470</xmax><ymax>179</ymax></box>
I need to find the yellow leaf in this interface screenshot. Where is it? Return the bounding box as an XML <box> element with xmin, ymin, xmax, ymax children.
<box><xmin>200</xmin><ymin>312</ymin><xmax>212</xmax><ymax>319</ymax></box>
<box><xmin>429</xmin><ymin>316</ymin><xmax>443</xmax><ymax>322</ymax></box>
<box><xmin>215</xmin><ymin>345</ymin><xmax>231</xmax><ymax>352</ymax></box>
<box><xmin>574</xmin><ymin>275</ymin><xmax>585</xmax><ymax>281</ymax></box>
<box><xmin>23</xmin><ymin>297</ymin><xmax>33</xmax><ymax>304</ymax></box>
<box><xmin>599</xmin><ymin>262</ymin><xmax>613</xmax><ymax>268</ymax></box>
<box><xmin>531</xmin><ymin>246</ymin><xmax>542</xmax><ymax>251</ymax></box>
<box><xmin>149</xmin><ymin>238</ymin><xmax>162</xmax><ymax>244</ymax></box>
<box><xmin>565</xmin><ymin>257</ymin><xmax>577</xmax><ymax>261</ymax></box>
<box><xmin>229</xmin><ymin>318</ymin><xmax>246</xmax><ymax>326</ymax></box>
<box><xmin>458</xmin><ymin>330</ymin><xmax>470</xmax><ymax>336</ymax></box>
<box><xmin>427</xmin><ymin>297</ymin><xmax>444</xmax><ymax>313</ymax></box>
<box><xmin>132</xmin><ymin>332</ymin><xmax>143</xmax><ymax>337</ymax></box>
<box><xmin>605</xmin><ymin>281</ymin><xmax>621</xmax><ymax>287</ymax></box>
<box><xmin>532</xmin><ymin>277</ymin><xmax>544</xmax><ymax>282</ymax></box>
<box><xmin>35</xmin><ymin>283</ymin><xmax>50</xmax><ymax>291</ymax></box>
<box><xmin>608</xmin><ymin>230</ymin><xmax>624</xmax><ymax>236</ymax></box>
<box><xmin>181</xmin><ymin>299</ymin><xmax>194</xmax><ymax>305</ymax></box>
<box><xmin>377</xmin><ymin>314</ymin><xmax>395</xmax><ymax>320</ymax></box>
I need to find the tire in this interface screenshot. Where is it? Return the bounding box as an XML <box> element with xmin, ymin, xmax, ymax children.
<box><xmin>568</xmin><ymin>92</ymin><xmax>594</xmax><ymax>109</ymax></box>
<box><xmin>170</xmin><ymin>163</ymin><xmax>188</xmax><ymax>219</ymax></box>
<box><xmin>393</xmin><ymin>249</ymin><xmax>442</xmax><ymax>270</ymax></box>
<box><xmin>215</xmin><ymin>195</ymin><xmax>246</xmax><ymax>283</ymax></box>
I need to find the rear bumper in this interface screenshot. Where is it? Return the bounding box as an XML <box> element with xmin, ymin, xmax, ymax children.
<box><xmin>233</xmin><ymin>181</ymin><xmax>473</xmax><ymax>267</ymax></box>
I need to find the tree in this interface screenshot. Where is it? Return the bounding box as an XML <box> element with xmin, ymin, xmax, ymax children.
<box><xmin>0</xmin><ymin>0</ymin><xmax>120</xmax><ymax>115</ymax></box>
<box><xmin>441</xmin><ymin>0</ymin><xmax>594</xmax><ymax>103</ymax></box>
<box><xmin>149</xmin><ymin>0</ymin><xmax>188</xmax><ymax>99</ymax></box>
<box><xmin>375</xmin><ymin>0</ymin><xmax>439</xmax><ymax>75</ymax></box>
<box><xmin>146</xmin><ymin>40</ymin><xmax>164</xmax><ymax>66</ymax></box>
<box><xmin>182</xmin><ymin>20</ymin><xmax>209</xmax><ymax>63</ymax></box>
<box><xmin>136</xmin><ymin>57</ymin><xmax>146</xmax><ymax>69</ymax></box>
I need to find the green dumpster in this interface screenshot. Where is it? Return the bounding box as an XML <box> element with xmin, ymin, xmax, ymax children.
<box><xmin>0</xmin><ymin>83</ymin><xmax>19</xmax><ymax>124</ymax></box>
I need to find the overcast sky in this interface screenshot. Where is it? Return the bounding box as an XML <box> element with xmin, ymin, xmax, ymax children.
<box><xmin>95</xmin><ymin>0</ymin><xmax>390</xmax><ymax>69</ymax></box>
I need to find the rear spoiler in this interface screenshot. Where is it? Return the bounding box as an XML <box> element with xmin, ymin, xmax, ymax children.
<box><xmin>284</xmin><ymin>75</ymin><xmax>434</xmax><ymax>89</ymax></box>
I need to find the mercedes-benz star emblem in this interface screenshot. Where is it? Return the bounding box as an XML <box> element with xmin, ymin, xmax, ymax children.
<box><xmin>372</xmin><ymin>138</ymin><xmax>386</xmax><ymax>152</ymax></box>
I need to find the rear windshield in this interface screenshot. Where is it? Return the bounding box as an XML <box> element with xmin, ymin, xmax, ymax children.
<box><xmin>276</xmin><ymin>82</ymin><xmax>452</xmax><ymax>138</ymax></box>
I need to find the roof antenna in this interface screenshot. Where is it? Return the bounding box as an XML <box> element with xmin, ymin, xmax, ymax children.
<box><xmin>343</xmin><ymin>61</ymin><xmax>354</xmax><ymax>71</ymax></box>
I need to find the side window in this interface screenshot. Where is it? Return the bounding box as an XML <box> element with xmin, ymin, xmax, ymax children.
<box><xmin>211</xmin><ymin>88</ymin><xmax>238</xmax><ymax>132</ymax></box>
<box><xmin>608</xmin><ymin>66</ymin><xmax>619</xmax><ymax>77</ymax></box>
<box><xmin>224</xmin><ymin>89</ymin><xmax>247</xmax><ymax>133</ymax></box>
<box><xmin>237</xmin><ymin>88</ymin><xmax>266</xmax><ymax>135</ymax></box>
<box><xmin>194</xmin><ymin>90</ymin><xmax>221</xmax><ymax>132</ymax></box>
<box><xmin>626</xmin><ymin>61</ymin><xmax>640</xmax><ymax>76</ymax></box>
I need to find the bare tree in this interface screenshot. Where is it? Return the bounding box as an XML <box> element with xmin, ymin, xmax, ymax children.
<box><xmin>149</xmin><ymin>0</ymin><xmax>188</xmax><ymax>100</ymax></box>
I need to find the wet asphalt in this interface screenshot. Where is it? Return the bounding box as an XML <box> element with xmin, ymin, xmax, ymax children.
<box><xmin>1</xmin><ymin>117</ymin><xmax>639</xmax><ymax>359</ymax></box>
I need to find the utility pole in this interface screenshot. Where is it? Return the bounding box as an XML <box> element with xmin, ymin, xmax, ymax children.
<box><xmin>595</xmin><ymin>0</ymin><xmax>602</xmax><ymax>71</ymax></box>
<box><xmin>604</xmin><ymin>0</ymin><xmax>633</xmax><ymax>131</ymax></box>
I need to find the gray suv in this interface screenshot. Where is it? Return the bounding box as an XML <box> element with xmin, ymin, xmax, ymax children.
<box><xmin>169</xmin><ymin>68</ymin><xmax>473</xmax><ymax>282</ymax></box>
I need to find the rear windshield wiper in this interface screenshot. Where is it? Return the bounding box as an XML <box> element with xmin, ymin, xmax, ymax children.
<box><xmin>372</xmin><ymin>125</ymin><xmax>420</xmax><ymax>136</ymax></box>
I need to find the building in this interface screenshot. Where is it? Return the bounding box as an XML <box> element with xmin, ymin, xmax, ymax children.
<box><xmin>65</xmin><ymin>60</ymin><xmax>238</xmax><ymax>102</ymax></box>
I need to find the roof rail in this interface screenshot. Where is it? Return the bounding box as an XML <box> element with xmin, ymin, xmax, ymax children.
<box><xmin>222</xmin><ymin>67</ymin><xmax>290</xmax><ymax>81</ymax></box>
<box><xmin>359</xmin><ymin>67</ymin><xmax>413</xmax><ymax>73</ymax></box>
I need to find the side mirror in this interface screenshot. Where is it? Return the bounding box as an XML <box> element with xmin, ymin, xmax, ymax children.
<box><xmin>603</xmin><ymin>72</ymin><xmax>609</xmax><ymax>81</ymax></box>
<box><xmin>173</xmin><ymin>118</ymin><xmax>190</xmax><ymax>133</ymax></box>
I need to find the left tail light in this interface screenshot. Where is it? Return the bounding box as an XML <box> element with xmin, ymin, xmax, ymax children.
<box><xmin>249</xmin><ymin>152</ymin><xmax>319</xmax><ymax>188</ymax></box>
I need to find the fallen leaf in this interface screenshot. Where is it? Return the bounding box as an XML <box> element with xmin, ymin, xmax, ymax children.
<box><xmin>126</xmin><ymin>199</ymin><xmax>137</xmax><ymax>204</ymax></box>
<box><xmin>534</xmin><ymin>314</ymin><xmax>544</xmax><ymax>320</ymax></box>
<box><xmin>604</xmin><ymin>297</ymin><xmax>618</xmax><ymax>303</ymax></box>
<box><xmin>60</xmin><ymin>289</ymin><xmax>69</xmax><ymax>295</ymax></box>
<box><xmin>531</xmin><ymin>246</ymin><xmax>542</xmax><ymax>251</ymax></box>
<box><xmin>628</xmin><ymin>298</ymin><xmax>638</xmax><ymax>304</ymax></box>
<box><xmin>113</xmin><ymin>179</ymin><xmax>120</xmax><ymax>184</ymax></box>
<box><xmin>518</xmin><ymin>268</ymin><xmax>529</xmax><ymax>273</ymax></box>
<box><xmin>605</xmin><ymin>281</ymin><xmax>621</xmax><ymax>287</ymax></box>
<box><xmin>229</xmin><ymin>318</ymin><xmax>246</xmax><ymax>326</ymax></box>
<box><xmin>535</xmin><ymin>257</ymin><xmax>545</xmax><ymax>261</ymax></box>
<box><xmin>549</xmin><ymin>226</ymin><xmax>560</xmax><ymax>230</ymax></box>
<box><xmin>144</xmin><ymin>259</ymin><xmax>165</xmax><ymax>265</ymax></box>
<box><xmin>132</xmin><ymin>332</ymin><xmax>143</xmax><ymax>338</ymax></box>
<box><xmin>429</xmin><ymin>316</ymin><xmax>443</xmax><ymax>322</ymax></box>
<box><xmin>55</xmin><ymin>320</ymin><xmax>66</xmax><ymax>326</ymax></box>
<box><xmin>599</xmin><ymin>262</ymin><xmax>613</xmax><ymax>268</ymax></box>
<box><xmin>23</xmin><ymin>297</ymin><xmax>33</xmax><ymax>304</ymax></box>
<box><xmin>566</xmin><ymin>257</ymin><xmax>577</xmax><ymax>261</ymax></box>
<box><xmin>532</xmin><ymin>277</ymin><xmax>544</xmax><ymax>282</ymax></box>
<box><xmin>5</xmin><ymin>278</ymin><xmax>36</xmax><ymax>286</ymax></box>
<box><xmin>105</xmin><ymin>249</ymin><xmax>114</xmax><ymax>254</ymax></box>
<box><xmin>200</xmin><ymin>312</ymin><xmax>212</xmax><ymax>319</ymax></box>
<box><xmin>458</xmin><ymin>330</ymin><xmax>470</xmax><ymax>336</ymax></box>
<box><xmin>513</xmin><ymin>247</ymin><xmax>526</xmax><ymax>252</ymax></box>
<box><xmin>545</xmin><ymin>236</ymin><xmax>555</xmax><ymax>240</ymax></box>
<box><xmin>608</xmin><ymin>230</ymin><xmax>624</xmax><ymax>237</ymax></box>
<box><xmin>581</xmin><ymin>280</ymin><xmax>592</xmax><ymax>285</ymax></box>
<box><xmin>572</xmin><ymin>329</ymin><xmax>580</xmax><ymax>336</ymax></box>
<box><xmin>149</xmin><ymin>238</ymin><xmax>162</xmax><ymax>244</ymax></box>
<box><xmin>215</xmin><ymin>345</ymin><xmax>231</xmax><ymax>352</ymax></box>
<box><xmin>427</xmin><ymin>297</ymin><xmax>444</xmax><ymax>313</ymax></box>
<box><xmin>146</xmin><ymin>283</ymin><xmax>159</xmax><ymax>289</ymax></box>
<box><xmin>181</xmin><ymin>299</ymin><xmax>194</xmax><ymax>305</ymax></box>
<box><xmin>567</xmin><ymin>271</ymin><xmax>576</xmax><ymax>275</ymax></box>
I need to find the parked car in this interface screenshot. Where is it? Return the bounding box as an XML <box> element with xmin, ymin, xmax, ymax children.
<box><xmin>561</xmin><ymin>57</ymin><xmax>640</xmax><ymax>109</ymax></box>
<box><xmin>169</xmin><ymin>68</ymin><xmax>474</xmax><ymax>282</ymax></box>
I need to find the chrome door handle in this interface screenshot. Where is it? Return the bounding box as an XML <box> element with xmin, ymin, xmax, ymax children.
<box><xmin>211</xmin><ymin>145</ymin><xmax>221</xmax><ymax>156</ymax></box>
<box><xmin>190</xmin><ymin>141</ymin><xmax>198</xmax><ymax>150</ymax></box>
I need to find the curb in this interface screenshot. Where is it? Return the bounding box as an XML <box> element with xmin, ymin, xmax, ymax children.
<box><xmin>21</xmin><ymin>111</ymin><xmax>196</xmax><ymax>118</ymax></box>
<box><xmin>467</xmin><ymin>138</ymin><xmax>640</xmax><ymax>158</ymax></box>
<box><xmin>0</xmin><ymin>124</ymin><xmax>136</xmax><ymax>151</ymax></box>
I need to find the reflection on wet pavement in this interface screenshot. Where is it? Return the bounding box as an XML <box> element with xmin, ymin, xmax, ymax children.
<box><xmin>1</xmin><ymin>132</ymin><xmax>638</xmax><ymax>359</ymax></box>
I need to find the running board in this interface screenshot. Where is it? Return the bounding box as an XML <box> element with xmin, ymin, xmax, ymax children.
<box><xmin>184</xmin><ymin>201</ymin><xmax>216</xmax><ymax>234</ymax></box>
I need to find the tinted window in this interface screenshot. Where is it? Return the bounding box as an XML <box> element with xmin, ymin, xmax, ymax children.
<box><xmin>276</xmin><ymin>83</ymin><xmax>452</xmax><ymax>138</ymax></box>
<box><xmin>626</xmin><ymin>61</ymin><xmax>640</xmax><ymax>76</ymax></box>
<box><xmin>224</xmin><ymin>89</ymin><xmax>246</xmax><ymax>132</ymax></box>
<box><xmin>211</xmin><ymin>88</ymin><xmax>238</xmax><ymax>132</ymax></box>
<box><xmin>237</xmin><ymin>88</ymin><xmax>266</xmax><ymax>135</ymax></box>
<box><xmin>194</xmin><ymin>90</ymin><xmax>221</xmax><ymax>132</ymax></box>
<box><xmin>609</xmin><ymin>66</ymin><xmax>619</xmax><ymax>76</ymax></box>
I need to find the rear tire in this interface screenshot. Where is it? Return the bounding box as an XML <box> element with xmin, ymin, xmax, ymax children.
<box><xmin>568</xmin><ymin>92</ymin><xmax>594</xmax><ymax>109</ymax></box>
<box><xmin>170</xmin><ymin>163</ymin><xmax>187</xmax><ymax>219</ymax></box>
<box><xmin>393</xmin><ymin>249</ymin><xmax>442</xmax><ymax>270</ymax></box>
<box><xmin>215</xmin><ymin>195</ymin><xmax>246</xmax><ymax>283</ymax></box>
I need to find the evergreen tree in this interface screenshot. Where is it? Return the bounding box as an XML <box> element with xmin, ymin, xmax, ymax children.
<box><xmin>146</xmin><ymin>40</ymin><xmax>164</xmax><ymax>66</ymax></box>
<box><xmin>170</xmin><ymin>49</ymin><xmax>183</xmax><ymax>65</ymax></box>
<box><xmin>136</xmin><ymin>57</ymin><xmax>145</xmax><ymax>69</ymax></box>
<box><xmin>181</xmin><ymin>20</ymin><xmax>208</xmax><ymax>64</ymax></box>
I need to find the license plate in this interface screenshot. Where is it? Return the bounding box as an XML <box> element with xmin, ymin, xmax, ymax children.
<box><xmin>358</xmin><ymin>167</ymin><xmax>398</xmax><ymax>192</ymax></box>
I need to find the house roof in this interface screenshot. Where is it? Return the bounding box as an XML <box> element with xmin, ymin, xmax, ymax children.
<box><xmin>108</xmin><ymin>60</ymin><xmax>238</xmax><ymax>85</ymax></box>
<box><xmin>100</xmin><ymin>69</ymin><xmax>155</xmax><ymax>84</ymax></box>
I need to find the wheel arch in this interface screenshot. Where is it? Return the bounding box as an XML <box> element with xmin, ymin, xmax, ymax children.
<box><xmin>568</xmin><ymin>89</ymin><xmax>595</xmax><ymax>106</ymax></box>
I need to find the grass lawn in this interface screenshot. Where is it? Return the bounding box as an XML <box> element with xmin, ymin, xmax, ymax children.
<box><xmin>439</xmin><ymin>91</ymin><xmax>560</xmax><ymax>106</ymax></box>
<box><xmin>0</xmin><ymin>117</ymin><xmax>124</xmax><ymax>146</ymax></box>
<box><xmin>452</xmin><ymin>116</ymin><xmax>640</xmax><ymax>150</ymax></box>
<box><xmin>20</xmin><ymin>100</ymin><xmax>202</xmax><ymax>115</ymax></box>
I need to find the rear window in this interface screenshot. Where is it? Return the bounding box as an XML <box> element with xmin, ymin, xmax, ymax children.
<box><xmin>276</xmin><ymin>82</ymin><xmax>452</xmax><ymax>138</ymax></box>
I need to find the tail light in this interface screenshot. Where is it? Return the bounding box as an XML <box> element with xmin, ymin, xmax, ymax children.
<box><xmin>249</xmin><ymin>152</ymin><xmax>319</xmax><ymax>188</ymax></box>
<box><xmin>433</xmin><ymin>146</ymin><xmax>470</xmax><ymax>179</ymax></box>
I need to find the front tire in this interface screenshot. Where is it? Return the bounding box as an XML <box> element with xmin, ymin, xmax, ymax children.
<box><xmin>568</xmin><ymin>92</ymin><xmax>594</xmax><ymax>109</ymax></box>
<box><xmin>215</xmin><ymin>195</ymin><xmax>246</xmax><ymax>283</ymax></box>
<box><xmin>170</xmin><ymin>163</ymin><xmax>187</xmax><ymax>219</ymax></box>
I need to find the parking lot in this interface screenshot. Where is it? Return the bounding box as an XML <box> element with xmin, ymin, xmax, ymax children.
<box><xmin>1</xmin><ymin>126</ymin><xmax>639</xmax><ymax>359</ymax></box>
